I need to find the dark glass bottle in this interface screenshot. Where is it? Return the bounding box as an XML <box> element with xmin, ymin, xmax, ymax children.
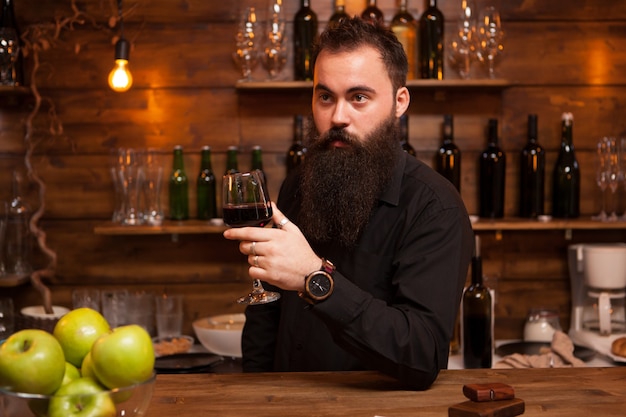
<box><xmin>0</xmin><ymin>0</ymin><xmax>24</xmax><ymax>86</ymax></box>
<box><xmin>462</xmin><ymin>235</ymin><xmax>493</xmax><ymax>369</ymax></box>
<box><xmin>361</xmin><ymin>0</ymin><xmax>385</xmax><ymax>26</ymax></box>
<box><xmin>519</xmin><ymin>114</ymin><xmax>545</xmax><ymax>218</ymax></box>
<box><xmin>419</xmin><ymin>0</ymin><xmax>444</xmax><ymax>80</ymax></box>
<box><xmin>169</xmin><ymin>146</ymin><xmax>189</xmax><ymax>220</ymax></box>
<box><xmin>225</xmin><ymin>146</ymin><xmax>239</xmax><ymax>175</ymax></box>
<box><xmin>399</xmin><ymin>114</ymin><xmax>416</xmax><ymax>157</ymax></box>
<box><xmin>552</xmin><ymin>112</ymin><xmax>580</xmax><ymax>218</ymax></box>
<box><xmin>479</xmin><ymin>119</ymin><xmax>506</xmax><ymax>218</ymax></box>
<box><xmin>294</xmin><ymin>0</ymin><xmax>318</xmax><ymax>81</ymax></box>
<box><xmin>328</xmin><ymin>0</ymin><xmax>349</xmax><ymax>29</ymax></box>
<box><xmin>436</xmin><ymin>114</ymin><xmax>461</xmax><ymax>191</ymax></box>
<box><xmin>287</xmin><ymin>115</ymin><xmax>307</xmax><ymax>174</ymax></box>
<box><xmin>197</xmin><ymin>146</ymin><xmax>217</xmax><ymax>220</ymax></box>
<box><xmin>391</xmin><ymin>0</ymin><xmax>417</xmax><ymax>79</ymax></box>
<box><xmin>251</xmin><ymin>145</ymin><xmax>266</xmax><ymax>184</ymax></box>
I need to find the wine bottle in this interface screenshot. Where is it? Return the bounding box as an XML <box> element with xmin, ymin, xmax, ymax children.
<box><xmin>419</xmin><ymin>0</ymin><xmax>444</xmax><ymax>80</ymax></box>
<box><xmin>328</xmin><ymin>0</ymin><xmax>349</xmax><ymax>29</ymax></box>
<box><xmin>462</xmin><ymin>235</ymin><xmax>493</xmax><ymax>369</ymax></box>
<box><xmin>399</xmin><ymin>114</ymin><xmax>416</xmax><ymax>157</ymax></box>
<box><xmin>479</xmin><ymin>119</ymin><xmax>506</xmax><ymax>218</ymax></box>
<box><xmin>552</xmin><ymin>112</ymin><xmax>580</xmax><ymax>218</ymax></box>
<box><xmin>225</xmin><ymin>146</ymin><xmax>239</xmax><ymax>175</ymax></box>
<box><xmin>251</xmin><ymin>145</ymin><xmax>267</xmax><ymax>184</ymax></box>
<box><xmin>519</xmin><ymin>114</ymin><xmax>545</xmax><ymax>218</ymax></box>
<box><xmin>436</xmin><ymin>114</ymin><xmax>461</xmax><ymax>191</ymax></box>
<box><xmin>169</xmin><ymin>146</ymin><xmax>189</xmax><ymax>220</ymax></box>
<box><xmin>361</xmin><ymin>0</ymin><xmax>385</xmax><ymax>26</ymax></box>
<box><xmin>390</xmin><ymin>0</ymin><xmax>417</xmax><ymax>79</ymax></box>
<box><xmin>287</xmin><ymin>115</ymin><xmax>307</xmax><ymax>174</ymax></box>
<box><xmin>0</xmin><ymin>0</ymin><xmax>24</xmax><ymax>86</ymax></box>
<box><xmin>294</xmin><ymin>0</ymin><xmax>318</xmax><ymax>81</ymax></box>
<box><xmin>197</xmin><ymin>146</ymin><xmax>217</xmax><ymax>220</ymax></box>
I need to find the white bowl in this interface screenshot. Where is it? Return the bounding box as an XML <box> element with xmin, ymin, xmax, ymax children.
<box><xmin>20</xmin><ymin>305</ymin><xmax>69</xmax><ymax>319</ymax></box>
<box><xmin>192</xmin><ymin>313</ymin><xmax>245</xmax><ymax>358</ymax></box>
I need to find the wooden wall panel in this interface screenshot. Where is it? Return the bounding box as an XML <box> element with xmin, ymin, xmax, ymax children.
<box><xmin>3</xmin><ymin>0</ymin><xmax>626</xmax><ymax>343</ymax></box>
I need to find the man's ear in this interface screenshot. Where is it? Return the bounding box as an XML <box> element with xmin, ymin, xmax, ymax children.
<box><xmin>395</xmin><ymin>86</ymin><xmax>410</xmax><ymax>117</ymax></box>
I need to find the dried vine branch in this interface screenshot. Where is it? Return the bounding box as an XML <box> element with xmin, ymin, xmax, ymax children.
<box><xmin>19</xmin><ymin>0</ymin><xmax>125</xmax><ymax>313</ymax></box>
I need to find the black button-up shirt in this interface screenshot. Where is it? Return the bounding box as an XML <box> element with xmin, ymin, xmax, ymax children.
<box><xmin>242</xmin><ymin>149</ymin><xmax>474</xmax><ymax>390</ymax></box>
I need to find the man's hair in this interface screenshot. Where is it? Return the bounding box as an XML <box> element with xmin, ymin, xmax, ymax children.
<box><xmin>312</xmin><ymin>16</ymin><xmax>408</xmax><ymax>92</ymax></box>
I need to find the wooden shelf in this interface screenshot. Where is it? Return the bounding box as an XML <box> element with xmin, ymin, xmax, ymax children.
<box><xmin>94</xmin><ymin>217</ymin><xmax>625</xmax><ymax>236</ymax></box>
<box><xmin>235</xmin><ymin>79</ymin><xmax>513</xmax><ymax>91</ymax></box>
<box><xmin>0</xmin><ymin>85</ymin><xmax>30</xmax><ymax>96</ymax></box>
<box><xmin>0</xmin><ymin>273</ymin><xmax>30</xmax><ymax>287</ymax></box>
<box><xmin>94</xmin><ymin>220</ymin><xmax>227</xmax><ymax>236</ymax></box>
<box><xmin>472</xmin><ymin>217</ymin><xmax>626</xmax><ymax>231</ymax></box>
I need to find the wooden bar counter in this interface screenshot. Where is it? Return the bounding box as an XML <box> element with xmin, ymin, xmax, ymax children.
<box><xmin>147</xmin><ymin>367</ymin><xmax>626</xmax><ymax>416</ymax></box>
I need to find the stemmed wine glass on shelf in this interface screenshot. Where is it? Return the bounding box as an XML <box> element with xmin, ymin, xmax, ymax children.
<box><xmin>232</xmin><ymin>7</ymin><xmax>260</xmax><ymax>81</ymax></box>
<box><xmin>475</xmin><ymin>6</ymin><xmax>504</xmax><ymax>79</ymax></box>
<box><xmin>262</xmin><ymin>0</ymin><xmax>288</xmax><ymax>80</ymax></box>
<box><xmin>448</xmin><ymin>0</ymin><xmax>478</xmax><ymax>79</ymax></box>
<box><xmin>223</xmin><ymin>170</ymin><xmax>280</xmax><ymax>305</ymax></box>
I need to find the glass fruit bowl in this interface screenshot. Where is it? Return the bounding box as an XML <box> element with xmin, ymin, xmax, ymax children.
<box><xmin>0</xmin><ymin>372</ymin><xmax>156</xmax><ymax>417</ymax></box>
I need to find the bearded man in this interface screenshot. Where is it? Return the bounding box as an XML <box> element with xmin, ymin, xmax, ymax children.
<box><xmin>223</xmin><ymin>17</ymin><xmax>474</xmax><ymax>390</ymax></box>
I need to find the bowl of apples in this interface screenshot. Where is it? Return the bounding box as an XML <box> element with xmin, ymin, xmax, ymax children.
<box><xmin>0</xmin><ymin>308</ymin><xmax>156</xmax><ymax>417</ymax></box>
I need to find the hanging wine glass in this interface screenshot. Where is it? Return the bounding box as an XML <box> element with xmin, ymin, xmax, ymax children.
<box><xmin>448</xmin><ymin>0</ymin><xmax>478</xmax><ymax>79</ymax></box>
<box><xmin>476</xmin><ymin>6</ymin><xmax>504</xmax><ymax>79</ymax></box>
<box><xmin>232</xmin><ymin>7</ymin><xmax>260</xmax><ymax>81</ymax></box>
<box><xmin>0</xmin><ymin>27</ymin><xmax>20</xmax><ymax>86</ymax></box>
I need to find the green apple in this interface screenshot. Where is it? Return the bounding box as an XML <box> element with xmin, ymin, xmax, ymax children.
<box><xmin>0</xmin><ymin>329</ymin><xmax>66</xmax><ymax>395</ymax></box>
<box><xmin>91</xmin><ymin>324</ymin><xmax>155</xmax><ymax>389</ymax></box>
<box><xmin>80</xmin><ymin>350</ymin><xmax>97</xmax><ymax>380</ymax></box>
<box><xmin>53</xmin><ymin>307</ymin><xmax>111</xmax><ymax>368</ymax></box>
<box><xmin>62</xmin><ymin>362</ymin><xmax>81</xmax><ymax>386</ymax></box>
<box><xmin>48</xmin><ymin>377</ymin><xmax>116</xmax><ymax>417</ymax></box>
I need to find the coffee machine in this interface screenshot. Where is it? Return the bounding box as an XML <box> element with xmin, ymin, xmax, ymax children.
<box><xmin>568</xmin><ymin>243</ymin><xmax>626</xmax><ymax>360</ymax></box>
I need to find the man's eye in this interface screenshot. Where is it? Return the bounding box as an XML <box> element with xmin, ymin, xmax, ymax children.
<box><xmin>354</xmin><ymin>94</ymin><xmax>367</xmax><ymax>102</ymax></box>
<box><xmin>318</xmin><ymin>93</ymin><xmax>331</xmax><ymax>102</ymax></box>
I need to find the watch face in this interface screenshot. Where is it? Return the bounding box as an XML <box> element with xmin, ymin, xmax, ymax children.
<box><xmin>308</xmin><ymin>272</ymin><xmax>332</xmax><ymax>298</ymax></box>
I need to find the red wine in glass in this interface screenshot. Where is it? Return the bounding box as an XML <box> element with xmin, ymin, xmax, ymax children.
<box><xmin>222</xmin><ymin>170</ymin><xmax>280</xmax><ymax>304</ymax></box>
<box><xmin>223</xmin><ymin>203</ymin><xmax>272</xmax><ymax>227</ymax></box>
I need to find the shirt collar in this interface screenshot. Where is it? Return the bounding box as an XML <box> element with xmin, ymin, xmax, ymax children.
<box><xmin>378</xmin><ymin>148</ymin><xmax>405</xmax><ymax>207</ymax></box>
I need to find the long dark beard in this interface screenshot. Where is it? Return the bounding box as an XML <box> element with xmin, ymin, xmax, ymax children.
<box><xmin>299</xmin><ymin>114</ymin><xmax>400</xmax><ymax>247</ymax></box>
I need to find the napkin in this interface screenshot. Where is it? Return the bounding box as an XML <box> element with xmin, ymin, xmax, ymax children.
<box><xmin>494</xmin><ymin>330</ymin><xmax>586</xmax><ymax>368</ymax></box>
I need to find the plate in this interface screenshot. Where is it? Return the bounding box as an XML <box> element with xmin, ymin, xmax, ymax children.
<box><xmin>495</xmin><ymin>341</ymin><xmax>596</xmax><ymax>362</ymax></box>
<box><xmin>154</xmin><ymin>352</ymin><xmax>224</xmax><ymax>374</ymax></box>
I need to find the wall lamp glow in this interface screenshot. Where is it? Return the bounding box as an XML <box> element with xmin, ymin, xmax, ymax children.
<box><xmin>108</xmin><ymin>0</ymin><xmax>133</xmax><ymax>92</ymax></box>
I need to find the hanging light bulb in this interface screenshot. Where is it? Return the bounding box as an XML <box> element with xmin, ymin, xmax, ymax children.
<box><xmin>108</xmin><ymin>38</ymin><xmax>133</xmax><ymax>92</ymax></box>
<box><xmin>108</xmin><ymin>0</ymin><xmax>133</xmax><ymax>92</ymax></box>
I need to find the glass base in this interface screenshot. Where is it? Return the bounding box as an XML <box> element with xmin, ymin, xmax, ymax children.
<box><xmin>237</xmin><ymin>290</ymin><xmax>280</xmax><ymax>305</ymax></box>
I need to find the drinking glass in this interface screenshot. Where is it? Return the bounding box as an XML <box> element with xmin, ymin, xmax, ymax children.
<box><xmin>232</xmin><ymin>7</ymin><xmax>260</xmax><ymax>81</ymax></box>
<box><xmin>476</xmin><ymin>6</ymin><xmax>504</xmax><ymax>79</ymax></box>
<box><xmin>222</xmin><ymin>170</ymin><xmax>279</xmax><ymax>304</ymax></box>
<box><xmin>592</xmin><ymin>138</ymin><xmax>609</xmax><ymax>221</ymax></box>
<box><xmin>605</xmin><ymin>137</ymin><xmax>621</xmax><ymax>221</ymax></box>
<box><xmin>0</xmin><ymin>28</ymin><xmax>19</xmax><ymax>86</ymax></box>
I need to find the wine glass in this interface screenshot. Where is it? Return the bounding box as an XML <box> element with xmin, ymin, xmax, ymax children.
<box><xmin>448</xmin><ymin>0</ymin><xmax>478</xmax><ymax>79</ymax></box>
<box><xmin>0</xmin><ymin>27</ymin><xmax>20</xmax><ymax>86</ymax></box>
<box><xmin>476</xmin><ymin>6</ymin><xmax>504</xmax><ymax>79</ymax></box>
<box><xmin>262</xmin><ymin>0</ymin><xmax>288</xmax><ymax>80</ymax></box>
<box><xmin>223</xmin><ymin>170</ymin><xmax>280</xmax><ymax>305</ymax></box>
<box><xmin>605</xmin><ymin>137</ymin><xmax>621</xmax><ymax>221</ymax></box>
<box><xmin>592</xmin><ymin>138</ymin><xmax>609</xmax><ymax>221</ymax></box>
<box><xmin>232</xmin><ymin>7</ymin><xmax>260</xmax><ymax>81</ymax></box>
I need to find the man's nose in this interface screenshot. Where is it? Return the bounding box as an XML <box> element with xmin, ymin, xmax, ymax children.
<box><xmin>330</xmin><ymin>100</ymin><xmax>349</xmax><ymax>127</ymax></box>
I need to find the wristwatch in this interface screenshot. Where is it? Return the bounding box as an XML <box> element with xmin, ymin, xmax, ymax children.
<box><xmin>299</xmin><ymin>258</ymin><xmax>335</xmax><ymax>304</ymax></box>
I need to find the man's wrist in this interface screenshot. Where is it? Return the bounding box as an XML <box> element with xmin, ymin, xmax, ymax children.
<box><xmin>299</xmin><ymin>259</ymin><xmax>336</xmax><ymax>304</ymax></box>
